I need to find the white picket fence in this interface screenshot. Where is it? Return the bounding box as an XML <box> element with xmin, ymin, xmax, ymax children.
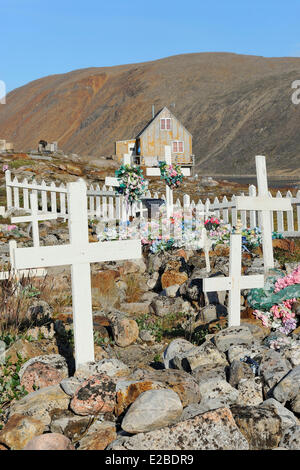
<box><xmin>5</xmin><ymin>170</ymin><xmax>146</xmax><ymax>221</ymax></box>
<box><xmin>5</xmin><ymin>171</ymin><xmax>300</xmax><ymax>236</ymax></box>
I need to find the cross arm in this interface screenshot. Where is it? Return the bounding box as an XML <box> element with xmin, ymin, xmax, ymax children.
<box><xmin>12</xmin><ymin>239</ymin><xmax>141</xmax><ymax>270</ymax></box>
<box><xmin>240</xmin><ymin>275</ymin><xmax>264</xmax><ymax>290</ymax></box>
<box><xmin>11</xmin><ymin>213</ymin><xmax>58</xmax><ymax>223</ymax></box>
<box><xmin>235</xmin><ymin>196</ymin><xmax>292</xmax><ymax>212</ymax></box>
<box><xmin>203</xmin><ymin>276</ymin><xmax>231</xmax><ymax>292</ymax></box>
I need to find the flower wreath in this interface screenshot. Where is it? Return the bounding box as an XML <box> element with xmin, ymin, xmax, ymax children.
<box><xmin>115</xmin><ymin>164</ymin><xmax>147</xmax><ymax>204</ymax></box>
<box><xmin>158</xmin><ymin>161</ymin><xmax>183</xmax><ymax>189</ymax></box>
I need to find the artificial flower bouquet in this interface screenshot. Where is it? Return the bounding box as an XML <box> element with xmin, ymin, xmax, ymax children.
<box><xmin>248</xmin><ymin>264</ymin><xmax>300</xmax><ymax>336</ymax></box>
<box><xmin>158</xmin><ymin>161</ymin><xmax>183</xmax><ymax>189</ymax></box>
<box><xmin>204</xmin><ymin>216</ymin><xmax>221</xmax><ymax>231</ymax></box>
<box><xmin>115</xmin><ymin>164</ymin><xmax>147</xmax><ymax>204</ymax></box>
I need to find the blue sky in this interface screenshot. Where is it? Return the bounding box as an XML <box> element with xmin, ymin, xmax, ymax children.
<box><xmin>1</xmin><ymin>0</ymin><xmax>300</xmax><ymax>93</ymax></box>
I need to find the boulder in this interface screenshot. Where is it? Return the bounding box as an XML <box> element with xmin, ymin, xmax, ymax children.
<box><xmin>111</xmin><ymin>316</ymin><xmax>139</xmax><ymax>347</ymax></box>
<box><xmin>121</xmin><ymin>389</ymin><xmax>183</xmax><ymax>434</ymax></box>
<box><xmin>172</xmin><ymin>340</ymin><xmax>228</xmax><ymax>372</ymax></box>
<box><xmin>19</xmin><ymin>354</ymin><xmax>68</xmax><ymax>393</ymax></box>
<box><xmin>77</xmin><ymin>421</ymin><xmax>117</xmax><ymax>450</ymax></box>
<box><xmin>260</xmin><ymin>398</ymin><xmax>299</xmax><ymax>431</ymax></box>
<box><xmin>279</xmin><ymin>426</ymin><xmax>300</xmax><ymax>450</ymax></box>
<box><xmin>5</xmin><ymin>338</ymin><xmax>59</xmax><ymax>365</ymax></box>
<box><xmin>291</xmin><ymin>393</ymin><xmax>300</xmax><ymax>414</ymax></box>
<box><xmin>236</xmin><ymin>378</ymin><xmax>264</xmax><ymax>406</ymax></box>
<box><xmin>109</xmin><ymin>408</ymin><xmax>249</xmax><ymax>450</ymax></box>
<box><xmin>230</xmin><ymin>404</ymin><xmax>282</xmax><ymax>450</ymax></box>
<box><xmin>0</xmin><ymin>414</ymin><xmax>45</xmax><ymax>450</ymax></box>
<box><xmin>161</xmin><ymin>270</ymin><xmax>188</xmax><ymax>289</ymax></box>
<box><xmin>273</xmin><ymin>365</ymin><xmax>300</xmax><ymax>404</ymax></box>
<box><xmin>60</xmin><ymin>376</ymin><xmax>83</xmax><ymax>396</ymax></box>
<box><xmin>198</xmin><ymin>377</ymin><xmax>239</xmax><ymax>410</ymax></box>
<box><xmin>129</xmin><ymin>368</ymin><xmax>202</xmax><ymax>407</ymax></box>
<box><xmin>23</xmin><ymin>433</ymin><xmax>74</xmax><ymax>450</ymax></box>
<box><xmin>20</xmin><ymin>361</ymin><xmax>66</xmax><ymax>393</ymax></box>
<box><xmin>9</xmin><ymin>384</ymin><xmax>70</xmax><ymax>426</ymax></box>
<box><xmin>163</xmin><ymin>338</ymin><xmax>194</xmax><ymax>369</ymax></box>
<box><xmin>74</xmin><ymin>359</ymin><xmax>129</xmax><ymax>381</ymax></box>
<box><xmin>50</xmin><ymin>411</ymin><xmax>92</xmax><ymax>441</ymax></box>
<box><xmin>26</xmin><ymin>300</ymin><xmax>53</xmax><ymax>325</ymax></box>
<box><xmin>258</xmin><ymin>350</ymin><xmax>292</xmax><ymax>395</ymax></box>
<box><xmin>192</xmin><ymin>364</ymin><xmax>227</xmax><ymax>384</ymax></box>
<box><xmin>213</xmin><ymin>326</ymin><xmax>254</xmax><ymax>353</ymax></box>
<box><xmin>70</xmin><ymin>373</ymin><xmax>116</xmax><ymax>416</ymax></box>
<box><xmin>115</xmin><ymin>379</ymin><xmax>164</xmax><ymax>416</ymax></box>
<box><xmin>149</xmin><ymin>296</ymin><xmax>194</xmax><ymax>318</ymax></box>
<box><xmin>228</xmin><ymin>360</ymin><xmax>254</xmax><ymax>387</ymax></box>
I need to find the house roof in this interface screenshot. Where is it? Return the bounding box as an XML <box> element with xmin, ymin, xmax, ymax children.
<box><xmin>135</xmin><ymin>106</ymin><xmax>192</xmax><ymax>139</ymax></box>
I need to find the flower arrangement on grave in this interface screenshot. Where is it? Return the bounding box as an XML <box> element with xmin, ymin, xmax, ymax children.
<box><xmin>158</xmin><ymin>161</ymin><xmax>183</xmax><ymax>189</ymax></box>
<box><xmin>115</xmin><ymin>164</ymin><xmax>147</xmax><ymax>204</ymax></box>
<box><xmin>248</xmin><ymin>264</ymin><xmax>300</xmax><ymax>336</ymax></box>
<box><xmin>204</xmin><ymin>216</ymin><xmax>221</xmax><ymax>231</ymax></box>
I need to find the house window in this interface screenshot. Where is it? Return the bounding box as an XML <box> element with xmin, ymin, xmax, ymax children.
<box><xmin>172</xmin><ymin>141</ymin><xmax>184</xmax><ymax>153</ymax></box>
<box><xmin>160</xmin><ymin>118</ymin><xmax>171</xmax><ymax>130</ymax></box>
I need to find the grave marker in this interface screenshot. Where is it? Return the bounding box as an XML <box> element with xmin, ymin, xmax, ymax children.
<box><xmin>203</xmin><ymin>222</ymin><xmax>264</xmax><ymax>326</ymax></box>
<box><xmin>235</xmin><ymin>156</ymin><xmax>292</xmax><ymax>272</ymax></box>
<box><xmin>11</xmin><ymin>193</ymin><xmax>57</xmax><ymax>247</ymax></box>
<box><xmin>11</xmin><ymin>180</ymin><xmax>142</xmax><ymax>368</ymax></box>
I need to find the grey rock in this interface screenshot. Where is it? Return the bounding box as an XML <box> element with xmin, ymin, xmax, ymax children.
<box><xmin>60</xmin><ymin>377</ymin><xmax>83</xmax><ymax>396</ymax></box>
<box><xmin>260</xmin><ymin>398</ymin><xmax>299</xmax><ymax>431</ymax></box>
<box><xmin>164</xmin><ymin>284</ymin><xmax>180</xmax><ymax>298</ymax></box>
<box><xmin>139</xmin><ymin>329</ymin><xmax>155</xmax><ymax>343</ymax></box>
<box><xmin>199</xmin><ymin>305</ymin><xmax>218</xmax><ymax>323</ymax></box>
<box><xmin>109</xmin><ymin>407</ymin><xmax>249</xmax><ymax>450</ymax></box>
<box><xmin>198</xmin><ymin>377</ymin><xmax>239</xmax><ymax>410</ymax></box>
<box><xmin>9</xmin><ymin>385</ymin><xmax>70</xmax><ymax>426</ymax></box>
<box><xmin>26</xmin><ymin>300</ymin><xmax>53</xmax><ymax>324</ymax></box>
<box><xmin>19</xmin><ymin>354</ymin><xmax>68</xmax><ymax>381</ymax></box>
<box><xmin>279</xmin><ymin>426</ymin><xmax>300</xmax><ymax>449</ymax></box>
<box><xmin>177</xmin><ymin>403</ymin><xmax>209</xmax><ymax>421</ymax></box>
<box><xmin>149</xmin><ymin>296</ymin><xmax>194</xmax><ymax>317</ymax></box>
<box><xmin>163</xmin><ymin>338</ymin><xmax>194</xmax><ymax>369</ymax></box>
<box><xmin>227</xmin><ymin>343</ymin><xmax>267</xmax><ymax>364</ymax></box>
<box><xmin>50</xmin><ymin>412</ymin><xmax>92</xmax><ymax>440</ymax></box>
<box><xmin>74</xmin><ymin>359</ymin><xmax>130</xmax><ymax>380</ymax></box>
<box><xmin>41</xmin><ymin>234</ymin><xmax>59</xmax><ymax>245</ymax></box>
<box><xmin>121</xmin><ymin>389</ymin><xmax>183</xmax><ymax>434</ymax></box>
<box><xmin>283</xmin><ymin>342</ymin><xmax>300</xmax><ymax>367</ymax></box>
<box><xmin>214</xmin><ymin>326</ymin><xmax>254</xmax><ymax>353</ymax></box>
<box><xmin>231</xmin><ymin>404</ymin><xmax>283</xmax><ymax>450</ymax></box>
<box><xmin>172</xmin><ymin>340</ymin><xmax>228</xmax><ymax>372</ymax></box>
<box><xmin>192</xmin><ymin>365</ymin><xmax>227</xmax><ymax>385</ymax></box>
<box><xmin>236</xmin><ymin>378</ymin><xmax>263</xmax><ymax>406</ymax></box>
<box><xmin>129</xmin><ymin>368</ymin><xmax>201</xmax><ymax>407</ymax></box>
<box><xmin>258</xmin><ymin>349</ymin><xmax>291</xmax><ymax>395</ymax></box>
<box><xmin>291</xmin><ymin>392</ymin><xmax>300</xmax><ymax>414</ymax></box>
<box><xmin>228</xmin><ymin>360</ymin><xmax>254</xmax><ymax>387</ymax></box>
<box><xmin>273</xmin><ymin>366</ymin><xmax>300</xmax><ymax>404</ymax></box>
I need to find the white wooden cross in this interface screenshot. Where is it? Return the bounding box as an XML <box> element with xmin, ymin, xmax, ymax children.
<box><xmin>10</xmin><ymin>179</ymin><xmax>141</xmax><ymax>368</ymax></box>
<box><xmin>0</xmin><ymin>240</ymin><xmax>45</xmax><ymax>280</ymax></box>
<box><xmin>105</xmin><ymin>154</ymin><xmax>148</xmax><ymax>221</ymax></box>
<box><xmin>203</xmin><ymin>231</ymin><xmax>264</xmax><ymax>326</ymax></box>
<box><xmin>235</xmin><ymin>155</ymin><xmax>292</xmax><ymax>272</ymax></box>
<box><xmin>146</xmin><ymin>145</ymin><xmax>187</xmax><ymax>218</ymax></box>
<box><xmin>11</xmin><ymin>193</ymin><xmax>57</xmax><ymax>248</ymax></box>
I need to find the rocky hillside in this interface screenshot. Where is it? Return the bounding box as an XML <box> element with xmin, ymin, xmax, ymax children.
<box><xmin>1</xmin><ymin>53</ymin><xmax>300</xmax><ymax>174</ymax></box>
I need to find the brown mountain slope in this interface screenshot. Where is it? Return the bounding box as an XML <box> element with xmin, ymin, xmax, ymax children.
<box><xmin>1</xmin><ymin>52</ymin><xmax>300</xmax><ymax>174</ymax></box>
